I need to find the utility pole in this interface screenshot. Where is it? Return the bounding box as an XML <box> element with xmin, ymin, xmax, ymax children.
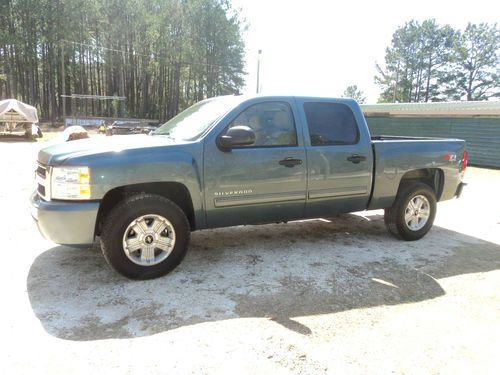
<box><xmin>256</xmin><ymin>49</ymin><xmax>262</xmax><ymax>94</ymax></box>
<box><xmin>61</xmin><ymin>43</ymin><xmax>66</xmax><ymax>122</ymax></box>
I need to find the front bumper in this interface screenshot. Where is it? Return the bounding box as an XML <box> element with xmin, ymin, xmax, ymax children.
<box><xmin>30</xmin><ymin>191</ymin><xmax>100</xmax><ymax>245</ymax></box>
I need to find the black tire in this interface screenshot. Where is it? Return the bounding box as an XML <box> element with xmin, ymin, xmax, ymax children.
<box><xmin>100</xmin><ymin>193</ymin><xmax>190</xmax><ymax>279</ymax></box>
<box><xmin>384</xmin><ymin>182</ymin><xmax>437</xmax><ymax>241</ymax></box>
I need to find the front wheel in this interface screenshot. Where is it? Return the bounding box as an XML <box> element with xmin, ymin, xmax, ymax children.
<box><xmin>384</xmin><ymin>182</ymin><xmax>437</xmax><ymax>241</ymax></box>
<box><xmin>100</xmin><ymin>193</ymin><xmax>190</xmax><ymax>279</ymax></box>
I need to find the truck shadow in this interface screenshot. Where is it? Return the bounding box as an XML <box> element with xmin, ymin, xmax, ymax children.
<box><xmin>27</xmin><ymin>213</ymin><xmax>500</xmax><ymax>341</ymax></box>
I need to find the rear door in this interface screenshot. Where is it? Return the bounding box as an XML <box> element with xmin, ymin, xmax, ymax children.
<box><xmin>203</xmin><ymin>98</ymin><xmax>307</xmax><ymax>228</ymax></box>
<box><xmin>297</xmin><ymin>99</ymin><xmax>373</xmax><ymax>217</ymax></box>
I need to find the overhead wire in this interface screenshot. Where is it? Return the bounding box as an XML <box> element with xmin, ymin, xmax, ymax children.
<box><xmin>60</xmin><ymin>39</ymin><xmax>243</xmax><ymax>71</ymax></box>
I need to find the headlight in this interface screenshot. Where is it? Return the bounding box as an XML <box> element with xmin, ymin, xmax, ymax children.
<box><xmin>51</xmin><ymin>166</ymin><xmax>91</xmax><ymax>200</ymax></box>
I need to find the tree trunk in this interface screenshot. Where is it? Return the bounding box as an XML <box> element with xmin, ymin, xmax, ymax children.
<box><xmin>425</xmin><ymin>56</ymin><xmax>432</xmax><ymax>102</ymax></box>
<box><xmin>467</xmin><ymin>69</ymin><xmax>474</xmax><ymax>101</ymax></box>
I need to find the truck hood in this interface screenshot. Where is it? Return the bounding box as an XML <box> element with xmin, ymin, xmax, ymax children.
<box><xmin>38</xmin><ymin>134</ymin><xmax>181</xmax><ymax>165</ymax></box>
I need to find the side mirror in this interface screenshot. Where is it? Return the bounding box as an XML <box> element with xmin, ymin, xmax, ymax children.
<box><xmin>218</xmin><ymin>126</ymin><xmax>255</xmax><ymax>150</ymax></box>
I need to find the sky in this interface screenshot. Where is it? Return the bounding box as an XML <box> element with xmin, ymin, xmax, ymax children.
<box><xmin>231</xmin><ymin>0</ymin><xmax>499</xmax><ymax>103</ymax></box>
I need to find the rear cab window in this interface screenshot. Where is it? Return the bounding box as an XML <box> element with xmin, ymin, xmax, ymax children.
<box><xmin>304</xmin><ymin>102</ymin><xmax>360</xmax><ymax>146</ymax></box>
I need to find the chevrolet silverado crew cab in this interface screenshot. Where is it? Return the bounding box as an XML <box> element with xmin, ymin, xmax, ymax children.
<box><xmin>31</xmin><ymin>95</ymin><xmax>467</xmax><ymax>279</ymax></box>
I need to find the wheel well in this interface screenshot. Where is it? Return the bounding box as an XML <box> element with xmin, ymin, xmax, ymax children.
<box><xmin>95</xmin><ymin>182</ymin><xmax>195</xmax><ymax>236</ymax></box>
<box><xmin>398</xmin><ymin>168</ymin><xmax>444</xmax><ymax>199</ymax></box>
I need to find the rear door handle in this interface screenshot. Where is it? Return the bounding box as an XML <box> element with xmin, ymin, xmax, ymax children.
<box><xmin>279</xmin><ymin>157</ymin><xmax>303</xmax><ymax>167</ymax></box>
<box><xmin>347</xmin><ymin>154</ymin><xmax>366</xmax><ymax>164</ymax></box>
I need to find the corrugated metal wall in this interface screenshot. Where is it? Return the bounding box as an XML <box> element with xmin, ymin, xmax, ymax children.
<box><xmin>365</xmin><ymin>117</ymin><xmax>500</xmax><ymax>168</ymax></box>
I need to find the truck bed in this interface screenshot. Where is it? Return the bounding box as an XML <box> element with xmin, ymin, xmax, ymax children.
<box><xmin>368</xmin><ymin>136</ymin><xmax>466</xmax><ymax>210</ymax></box>
<box><xmin>371</xmin><ymin>135</ymin><xmax>464</xmax><ymax>142</ymax></box>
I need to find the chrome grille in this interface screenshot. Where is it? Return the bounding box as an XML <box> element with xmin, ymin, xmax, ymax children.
<box><xmin>36</xmin><ymin>165</ymin><xmax>46</xmax><ymax>178</ymax></box>
<box><xmin>36</xmin><ymin>163</ymin><xmax>51</xmax><ymax>201</ymax></box>
<box><xmin>37</xmin><ymin>183</ymin><xmax>46</xmax><ymax>196</ymax></box>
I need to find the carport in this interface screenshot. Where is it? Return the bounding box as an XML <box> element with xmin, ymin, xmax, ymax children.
<box><xmin>0</xmin><ymin>98</ymin><xmax>39</xmax><ymax>138</ymax></box>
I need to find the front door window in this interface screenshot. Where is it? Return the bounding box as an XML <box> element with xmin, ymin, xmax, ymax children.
<box><xmin>228</xmin><ymin>102</ymin><xmax>297</xmax><ymax>147</ymax></box>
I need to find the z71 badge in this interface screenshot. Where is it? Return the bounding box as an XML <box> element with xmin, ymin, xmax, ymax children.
<box><xmin>444</xmin><ymin>153</ymin><xmax>457</xmax><ymax>162</ymax></box>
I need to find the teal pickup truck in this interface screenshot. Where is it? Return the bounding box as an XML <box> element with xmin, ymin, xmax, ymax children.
<box><xmin>31</xmin><ymin>95</ymin><xmax>467</xmax><ymax>279</ymax></box>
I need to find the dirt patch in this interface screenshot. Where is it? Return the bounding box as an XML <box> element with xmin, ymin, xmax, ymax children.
<box><xmin>2</xmin><ymin>143</ymin><xmax>499</xmax><ymax>374</ymax></box>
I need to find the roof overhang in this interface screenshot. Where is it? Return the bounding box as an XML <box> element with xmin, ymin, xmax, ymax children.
<box><xmin>361</xmin><ymin>101</ymin><xmax>500</xmax><ymax>118</ymax></box>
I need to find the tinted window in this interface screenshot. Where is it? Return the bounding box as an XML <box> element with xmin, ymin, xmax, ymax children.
<box><xmin>228</xmin><ymin>102</ymin><xmax>297</xmax><ymax>147</ymax></box>
<box><xmin>304</xmin><ymin>102</ymin><xmax>359</xmax><ymax>146</ymax></box>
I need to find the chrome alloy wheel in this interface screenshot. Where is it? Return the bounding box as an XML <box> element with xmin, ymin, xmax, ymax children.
<box><xmin>122</xmin><ymin>214</ymin><xmax>176</xmax><ymax>266</ymax></box>
<box><xmin>404</xmin><ymin>195</ymin><xmax>431</xmax><ymax>231</ymax></box>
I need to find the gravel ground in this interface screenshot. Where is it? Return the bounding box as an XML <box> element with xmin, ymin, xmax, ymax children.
<box><xmin>1</xmin><ymin>140</ymin><xmax>499</xmax><ymax>375</ymax></box>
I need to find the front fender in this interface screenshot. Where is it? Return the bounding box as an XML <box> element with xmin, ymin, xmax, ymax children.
<box><xmin>65</xmin><ymin>145</ymin><xmax>205</xmax><ymax>228</ymax></box>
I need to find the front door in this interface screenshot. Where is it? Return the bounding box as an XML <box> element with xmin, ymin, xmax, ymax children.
<box><xmin>203</xmin><ymin>100</ymin><xmax>307</xmax><ymax>228</ymax></box>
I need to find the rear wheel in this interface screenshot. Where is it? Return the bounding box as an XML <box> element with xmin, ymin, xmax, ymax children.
<box><xmin>100</xmin><ymin>193</ymin><xmax>190</xmax><ymax>279</ymax></box>
<box><xmin>384</xmin><ymin>182</ymin><xmax>436</xmax><ymax>241</ymax></box>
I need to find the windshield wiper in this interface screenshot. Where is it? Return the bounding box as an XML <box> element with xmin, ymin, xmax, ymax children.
<box><xmin>152</xmin><ymin>131</ymin><xmax>169</xmax><ymax>136</ymax></box>
<box><xmin>153</xmin><ymin>131</ymin><xmax>175</xmax><ymax>141</ymax></box>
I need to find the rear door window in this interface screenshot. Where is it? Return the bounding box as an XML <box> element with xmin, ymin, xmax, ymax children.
<box><xmin>304</xmin><ymin>102</ymin><xmax>359</xmax><ymax>146</ymax></box>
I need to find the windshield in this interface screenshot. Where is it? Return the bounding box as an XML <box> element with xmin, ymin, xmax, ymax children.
<box><xmin>153</xmin><ymin>96</ymin><xmax>241</xmax><ymax>140</ymax></box>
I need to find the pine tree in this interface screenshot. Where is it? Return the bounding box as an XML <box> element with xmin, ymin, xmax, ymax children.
<box><xmin>342</xmin><ymin>85</ymin><xmax>366</xmax><ymax>103</ymax></box>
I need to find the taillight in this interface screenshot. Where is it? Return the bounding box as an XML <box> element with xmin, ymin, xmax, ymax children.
<box><xmin>461</xmin><ymin>150</ymin><xmax>468</xmax><ymax>173</ymax></box>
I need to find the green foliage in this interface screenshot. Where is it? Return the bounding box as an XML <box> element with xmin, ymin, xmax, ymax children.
<box><xmin>0</xmin><ymin>0</ymin><xmax>246</xmax><ymax>120</ymax></box>
<box><xmin>376</xmin><ymin>20</ymin><xmax>499</xmax><ymax>103</ymax></box>
<box><xmin>342</xmin><ymin>85</ymin><xmax>366</xmax><ymax>104</ymax></box>
<box><xmin>443</xmin><ymin>23</ymin><xmax>499</xmax><ymax>101</ymax></box>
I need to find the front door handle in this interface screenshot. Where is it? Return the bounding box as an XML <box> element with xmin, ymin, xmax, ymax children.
<box><xmin>347</xmin><ymin>154</ymin><xmax>367</xmax><ymax>164</ymax></box>
<box><xmin>279</xmin><ymin>157</ymin><xmax>303</xmax><ymax>168</ymax></box>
